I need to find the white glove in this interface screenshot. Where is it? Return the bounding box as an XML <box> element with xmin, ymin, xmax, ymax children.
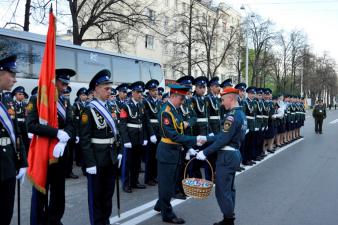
<box><xmin>28</xmin><ymin>133</ymin><xmax>33</xmax><ymax>139</ymax></box>
<box><xmin>196</xmin><ymin>135</ymin><xmax>207</xmax><ymax>146</ymax></box>
<box><xmin>75</xmin><ymin>136</ymin><xmax>80</xmax><ymax>144</ymax></box>
<box><xmin>124</xmin><ymin>142</ymin><xmax>132</xmax><ymax>148</ymax></box>
<box><xmin>117</xmin><ymin>154</ymin><xmax>123</xmax><ymax>168</ymax></box>
<box><xmin>143</xmin><ymin>140</ymin><xmax>148</xmax><ymax>146</ymax></box>
<box><xmin>150</xmin><ymin>135</ymin><xmax>157</xmax><ymax>144</ymax></box>
<box><xmin>246</xmin><ymin>129</ymin><xmax>249</xmax><ymax>134</ymax></box>
<box><xmin>57</xmin><ymin>130</ymin><xmax>70</xmax><ymax>143</ymax></box>
<box><xmin>16</xmin><ymin>167</ymin><xmax>27</xmax><ymax>184</ymax></box>
<box><xmin>208</xmin><ymin>133</ymin><xmax>214</xmax><ymax>136</ymax></box>
<box><xmin>185</xmin><ymin>152</ymin><xmax>191</xmax><ymax>161</ymax></box>
<box><xmin>196</xmin><ymin>151</ymin><xmax>206</xmax><ymax>160</ymax></box>
<box><xmin>53</xmin><ymin>142</ymin><xmax>67</xmax><ymax>158</ymax></box>
<box><xmin>86</xmin><ymin>166</ymin><xmax>97</xmax><ymax>175</ymax></box>
<box><xmin>188</xmin><ymin>148</ymin><xmax>198</xmax><ymax>156</ymax></box>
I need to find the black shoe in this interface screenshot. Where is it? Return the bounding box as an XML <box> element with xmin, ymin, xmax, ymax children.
<box><xmin>123</xmin><ymin>186</ymin><xmax>132</xmax><ymax>193</ymax></box>
<box><xmin>213</xmin><ymin>217</ymin><xmax>235</xmax><ymax>225</ymax></box>
<box><xmin>154</xmin><ymin>206</ymin><xmax>161</xmax><ymax>212</ymax></box>
<box><xmin>267</xmin><ymin>149</ymin><xmax>275</xmax><ymax>154</ymax></box>
<box><xmin>132</xmin><ymin>183</ymin><xmax>146</xmax><ymax>189</ymax></box>
<box><xmin>146</xmin><ymin>180</ymin><xmax>157</xmax><ymax>186</ymax></box>
<box><xmin>239</xmin><ymin>166</ymin><xmax>245</xmax><ymax>171</ymax></box>
<box><xmin>66</xmin><ymin>172</ymin><xmax>79</xmax><ymax>179</ymax></box>
<box><xmin>249</xmin><ymin>160</ymin><xmax>256</xmax><ymax>165</ymax></box>
<box><xmin>163</xmin><ymin>217</ymin><xmax>185</xmax><ymax>224</ymax></box>
<box><xmin>173</xmin><ymin>192</ymin><xmax>187</xmax><ymax>200</ymax></box>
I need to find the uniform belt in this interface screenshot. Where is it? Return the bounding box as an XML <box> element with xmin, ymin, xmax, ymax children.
<box><xmin>246</xmin><ymin>116</ymin><xmax>254</xmax><ymax>119</ymax></box>
<box><xmin>262</xmin><ymin>115</ymin><xmax>269</xmax><ymax>118</ymax></box>
<box><xmin>256</xmin><ymin>115</ymin><xmax>264</xmax><ymax>118</ymax></box>
<box><xmin>150</xmin><ymin>119</ymin><xmax>158</xmax><ymax>123</ymax></box>
<box><xmin>220</xmin><ymin>146</ymin><xmax>237</xmax><ymax>151</ymax></box>
<box><xmin>209</xmin><ymin>116</ymin><xmax>220</xmax><ymax>120</ymax></box>
<box><xmin>17</xmin><ymin>118</ymin><xmax>25</xmax><ymax>122</ymax></box>
<box><xmin>127</xmin><ymin>123</ymin><xmax>142</xmax><ymax>129</ymax></box>
<box><xmin>196</xmin><ymin>118</ymin><xmax>208</xmax><ymax>122</ymax></box>
<box><xmin>0</xmin><ymin>137</ymin><xmax>11</xmax><ymax>146</ymax></box>
<box><xmin>161</xmin><ymin>137</ymin><xmax>179</xmax><ymax>145</ymax></box>
<box><xmin>91</xmin><ymin>138</ymin><xmax>115</xmax><ymax>144</ymax></box>
<box><xmin>76</xmin><ymin>116</ymin><xmax>80</xmax><ymax>119</ymax></box>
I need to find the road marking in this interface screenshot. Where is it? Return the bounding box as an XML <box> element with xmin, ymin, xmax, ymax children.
<box><xmin>110</xmin><ymin>138</ymin><xmax>304</xmax><ymax>225</ymax></box>
<box><xmin>329</xmin><ymin>119</ymin><xmax>338</xmax><ymax>124</ymax></box>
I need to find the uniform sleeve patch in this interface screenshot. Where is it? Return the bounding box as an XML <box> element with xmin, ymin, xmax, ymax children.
<box><xmin>163</xmin><ymin>118</ymin><xmax>170</xmax><ymax>125</ymax></box>
<box><xmin>120</xmin><ymin>108</ymin><xmax>128</xmax><ymax>118</ymax></box>
<box><xmin>8</xmin><ymin>108</ymin><xmax>15</xmax><ymax>116</ymax></box>
<box><xmin>81</xmin><ymin>113</ymin><xmax>89</xmax><ymax>124</ymax></box>
<box><xmin>226</xmin><ymin>115</ymin><xmax>234</xmax><ymax>122</ymax></box>
<box><xmin>223</xmin><ymin>120</ymin><xmax>232</xmax><ymax>132</ymax></box>
<box><xmin>26</xmin><ymin>103</ymin><xmax>33</xmax><ymax>112</ymax></box>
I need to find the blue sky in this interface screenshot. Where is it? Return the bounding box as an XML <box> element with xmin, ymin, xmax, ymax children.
<box><xmin>220</xmin><ymin>0</ymin><xmax>338</xmax><ymax>66</ymax></box>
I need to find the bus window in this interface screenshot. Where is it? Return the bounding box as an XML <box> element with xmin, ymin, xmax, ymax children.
<box><xmin>56</xmin><ymin>46</ymin><xmax>76</xmax><ymax>78</ymax></box>
<box><xmin>112</xmin><ymin>57</ymin><xmax>140</xmax><ymax>83</ymax></box>
<box><xmin>0</xmin><ymin>37</ymin><xmax>30</xmax><ymax>78</ymax></box>
<box><xmin>31</xmin><ymin>42</ymin><xmax>45</xmax><ymax>78</ymax></box>
<box><xmin>140</xmin><ymin>61</ymin><xmax>163</xmax><ymax>83</ymax></box>
<box><xmin>77</xmin><ymin>51</ymin><xmax>111</xmax><ymax>82</ymax></box>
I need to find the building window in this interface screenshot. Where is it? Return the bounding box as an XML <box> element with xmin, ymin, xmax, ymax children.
<box><xmin>163</xmin><ymin>64</ymin><xmax>168</xmax><ymax>77</ymax></box>
<box><xmin>145</xmin><ymin>35</ymin><xmax>155</xmax><ymax>49</ymax></box>
<box><xmin>182</xmin><ymin>2</ymin><xmax>186</xmax><ymax>12</ymax></box>
<box><xmin>165</xmin><ymin>0</ymin><xmax>169</xmax><ymax>7</ymax></box>
<box><xmin>164</xmin><ymin>16</ymin><xmax>169</xmax><ymax>29</ymax></box>
<box><xmin>148</xmin><ymin>8</ymin><xmax>156</xmax><ymax>24</ymax></box>
<box><xmin>163</xmin><ymin>41</ymin><xmax>169</xmax><ymax>55</ymax></box>
<box><xmin>175</xmin><ymin>0</ymin><xmax>178</xmax><ymax>9</ymax></box>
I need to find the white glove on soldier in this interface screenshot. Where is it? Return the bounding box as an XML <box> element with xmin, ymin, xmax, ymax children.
<box><xmin>53</xmin><ymin>142</ymin><xmax>67</xmax><ymax>158</ymax></box>
<box><xmin>185</xmin><ymin>152</ymin><xmax>191</xmax><ymax>161</ymax></box>
<box><xmin>208</xmin><ymin>133</ymin><xmax>214</xmax><ymax>136</ymax></box>
<box><xmin>124</xmin><ymin>142</ymin><xmax>132</xmax><ymax>148</ymax></box>
<box><xmin>86</xmin><ymin>166</ymin><xmax>97</xmax><ymax>175</ymax></box>
<box><xmin>196</xmin><ymin>151</ymin><xmax>207</xmax><ymax>160</ymax></box>
<box><xmin>57</xmin><ymin>130</ymin><xmax>70</xmax><ymax>143</ymax></box>
<box><xmin>117</xmin><ymin>154</ymin><xmax>123</xmax><ymax>168</ymax></box>
<box><xmin>150</xmin><ymin>135</ymin><xmax>157</xmax><ymax>144</ymax></box>
<box><xmin>16</xmin><ymin>167</ymin><xmax>27</xmax><ymax>184</ymax></box>
<box><xmin>28</xmin><ymin>133</ymin><xmax>33</xmax><ymax>139</ymax></box>
<box><xmin>75</xmin><ymin>136</ymin><xmax>80</xmax><ymax>144</ymax></box>
<box><xmin>143</xmin><ymin>140</ymin><xmax>148</xmax><ymax>146</ymax></box>
<box><xmin>196</xmin><ymin>135</ymin><xmax>207</xmax><ymax>146</ymax></box>
<box><xmin>188</xmin><ymin>148</ymin><xmax>198</xmax><ymax>156</ymax></box>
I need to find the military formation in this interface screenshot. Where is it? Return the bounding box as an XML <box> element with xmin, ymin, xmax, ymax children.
<box><xmin>0</xmin><ymin>54</ymin><xmax>307</xmax><ymax>225</ymax></box>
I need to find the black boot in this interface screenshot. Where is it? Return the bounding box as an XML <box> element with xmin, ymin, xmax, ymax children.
<box><xmin>213</xmin><ymin>217</ymin><xmax>235</xmax><ymax>225</ymax></box>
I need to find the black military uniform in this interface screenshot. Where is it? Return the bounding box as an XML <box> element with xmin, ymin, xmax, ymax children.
<box><xmin>154</xmin><ymin>84</ymin><xmax>201</xmax><ymax>224</ymax></box>
<box><xmin>72</xmin><ymin>87</ymin><xmax>87</xmax><ymax>168</ymax></box>
<box><xmin>313</xmin><ymin>100</ymin><xmax>326</xmax><ymax>134</ymax></box>
<box><xmin>119</xmin><ymin>81</ymin><xmax>152</xmax><ymax>193</ymax></box>
<box><xmin>115</xmin><ymin>83</ymin><xmax>129</xmax><ymax>117</ymax></box>
<box><xmin>206</xmin><ymin>77</ymin><xmax>221</xmax><ymax>134</ymax></box>
<box><xmin>27</xmin><ymin>69</ymin><xmax>75</xmax><ymax>225</ymax></box>
<box><xmin>80</xmin><ymin>70</ymin><xmax>121</xmax><ymax>225</ymax></box>
<box><xmin>0</xmin><ymin>55</ymin><xmax>28</xmax><ymax>225</ymax></box>
<box><xmin>219</xmin><ymin>79</ymin><xmax>233</xmax><ymax>120</ymax></box>
<box><xmin>143</xmin><ymin>79</ymin><xmax>161</xmax><ymax>186</ymax></box>
<box><xmin>12</xmin><ymin>86</ymin><xmax>30</xmax><ymax>153</ymax></box>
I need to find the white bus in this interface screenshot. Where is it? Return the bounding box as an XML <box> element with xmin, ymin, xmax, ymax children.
<box><xmin>0</xmin><ymin>28</ymin><xmax>164</xmax><ymax>100</ymax></box>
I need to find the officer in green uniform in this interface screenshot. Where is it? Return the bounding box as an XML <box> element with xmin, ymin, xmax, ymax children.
<box><xmin>312</xmin><ymin>99</ymin><xmax>326</xmax><ymax>134</ymax></box>
<box><xmin>80</xmin><ymin>69</ymin><xmax>122</xmax><ymax>225</ymax></box>
<box><xmin>27</xmin><ymin>68</ymin><xmax>75</xmax><ymax>225</ymax></box>
<box><xmin>220</xmin><ymin>79</ymin><xmax>233</xmax><ymax>120</ymax></box>
<box><xmin>196</xmin><ymin>86</ymin><xmax>247</xmax><ymax>225</ymax></box>
<box><xmin>154</xmin><ymin>84</ymin><xmax>208</xmax><ymax>224</ymax></box>
<box><xmin>0</xmin><ymin>55</ymin><xmax>27</xmax><ymax>225</ymax></box>
<box><xmin>11</xmin><ymin>86</ymin><xmax>30</xmax><ymax>153</ymax></box>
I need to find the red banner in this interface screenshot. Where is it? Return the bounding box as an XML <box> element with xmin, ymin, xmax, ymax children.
<box><xmin>27</xmin><ymin>9</ymin><xmax>58</xmax><ymax>194</ymax></box>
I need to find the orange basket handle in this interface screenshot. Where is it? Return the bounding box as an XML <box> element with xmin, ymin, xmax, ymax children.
<box><xmin>183</xmin><ymin>157</ymin><xmax>214</xmax><ymax>182</ymax></box>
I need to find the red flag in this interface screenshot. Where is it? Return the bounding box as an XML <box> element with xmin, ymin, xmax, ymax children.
<box><xmin>27</xmin><ymin>9</ymin><xmax>59</xmax><ymax>194</ymax></box>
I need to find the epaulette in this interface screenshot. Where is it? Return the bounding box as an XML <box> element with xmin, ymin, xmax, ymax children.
<box><xmin>165</xmin><ymin>105</ymin><xmax>171</xmax><ymax>112</ymax></box>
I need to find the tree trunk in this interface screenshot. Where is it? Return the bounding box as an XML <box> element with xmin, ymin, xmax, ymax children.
<box><xmin>23</xmin><ymin>0</ymin><xmax>31</xmax><ymax>31</ymax></box>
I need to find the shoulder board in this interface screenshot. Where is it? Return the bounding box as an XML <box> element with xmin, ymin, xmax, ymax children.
<box><xmin>165</xmin><ymin>105</ymin><xmax>171</xmax><ymax>112</ymax></box>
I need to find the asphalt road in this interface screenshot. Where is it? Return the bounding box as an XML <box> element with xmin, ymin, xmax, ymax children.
<box><xmin>11</xmin><ymin>109</ymin><xmax>338</xmax><ymax>225</ymax></box>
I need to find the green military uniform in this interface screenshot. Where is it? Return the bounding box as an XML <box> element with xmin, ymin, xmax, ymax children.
<box><xmin>154</xmin><ymin>86</ymin><xmax>198</xmax><ymax>224</ymax></box>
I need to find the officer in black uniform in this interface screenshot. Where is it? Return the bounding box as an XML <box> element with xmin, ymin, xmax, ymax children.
<box><xmin>27</xmin><ymin>68</ymin><xmax>75</xmax><ymax>225</ymax></box>
<box><xmin>73</xmin><ymin>87</ymin><xmax>88</xmax><ymax>167</ymax></box>
<box><xmin>119</xmin><ymin>81</ymin><xmax>152</xmax><ymax>193</ymax></box>
<box><xmin>196</xmin><ymin>86</ymin><xmax>247</xmax><ymax>225</ymax></box>
<box><xmin>115</xmin><ymin>83</ymin><xmax>129</xmax><ymax>115</ymax></box>
<box><xmin>143</xmin><ymin>79</ymin><xmax>160</xmax><ymax>186</ymax></box>
<box><xmin>12</xmin><ymin>86</ymin><xmax>30</xmax><ymax>153</ymax></box>
<box><xmin>80</xmin><ymin>69</ymin><xmax>122</xmax><ymax>225</ymax></box>
<box><xmin>0</xmin><ymin>55</ymin><xmax>28</xmax><ymax>225</ymax></box>
<box><xmin>206</xmin><ymin>77</ymin><xmax>221</xmax><ymax>135</ymax></box>
<box><xmin>154</xmin><ymin>84</ymin><xmax>208</xmax><ymax>224</ymax></box>
<box><xmin>175</xmin><ymin>75</ymin><xmax>196</xmax><ymax>199</ymax></box>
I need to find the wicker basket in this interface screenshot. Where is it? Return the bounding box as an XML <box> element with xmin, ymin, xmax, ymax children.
<box><xmin>182</xmin><ymin>158</ymin><xmax>214</xmax><ymax>199</ymax></box>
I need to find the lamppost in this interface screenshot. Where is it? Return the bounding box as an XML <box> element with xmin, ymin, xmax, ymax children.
<box><xmin>240</xmin><ymin>5</ymin><xmax>254</xmax><ymax>86</ymax></box>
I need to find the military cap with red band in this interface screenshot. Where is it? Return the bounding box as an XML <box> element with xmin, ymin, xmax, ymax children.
<box><xmin>169</xmin><ymin>84</ymin><xmax>190</xmax><ymax>96</ymax></box>
<box><xmin>221</xmin><ymin>87</ymin><xmax>239</xmax><ymax>96</ymax></box>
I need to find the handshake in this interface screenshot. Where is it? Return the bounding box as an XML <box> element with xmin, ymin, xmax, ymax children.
<box><xmin>196</xmin><ymin>135</ymin><xmax>207</xmax><ymax>146</ymax></box>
